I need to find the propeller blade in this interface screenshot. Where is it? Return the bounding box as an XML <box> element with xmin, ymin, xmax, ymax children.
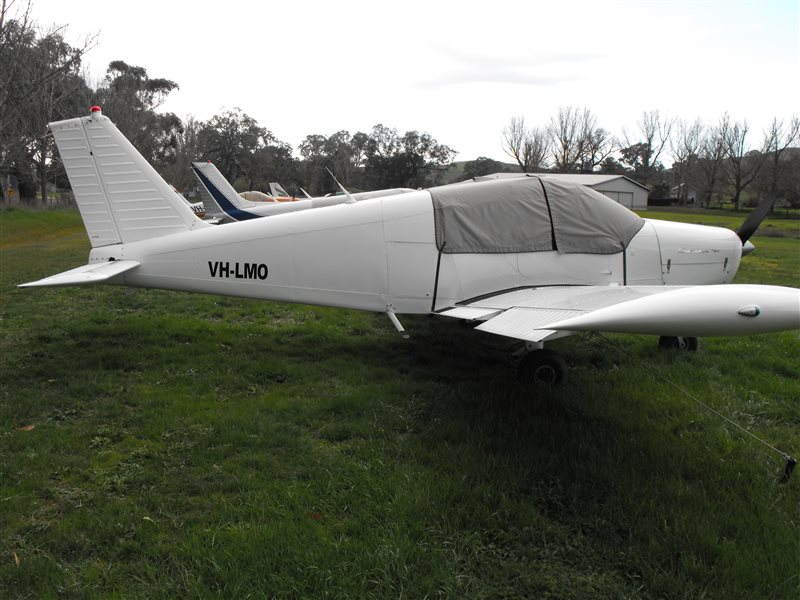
<box><xmin>736</xmin><ymin>192</ymin><xmax>777</xmax><ymax>245</ymax></box>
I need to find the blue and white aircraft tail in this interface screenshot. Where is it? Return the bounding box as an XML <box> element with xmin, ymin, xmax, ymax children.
<box><xmin>191</xmin><ymin>160</ymin><xmax>415</xmax><ymax>223</ymax></box>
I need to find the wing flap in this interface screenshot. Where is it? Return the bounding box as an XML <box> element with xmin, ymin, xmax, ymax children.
<box><xmin>437</xmin><ymin>306</ymin><xmax>502</xmax><ymax>320</ymax></box>
<box><xmin>19</xmin><ymin>260</ymin><xmax>140</xmax><ymax>288</ymax></box>
<box><xmin>475</xmin><ymin>307</ymin><xmax>585</xmax><ymax>341</ymax></box>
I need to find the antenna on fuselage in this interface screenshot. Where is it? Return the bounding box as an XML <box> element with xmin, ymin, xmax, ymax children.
<box><xmin>325</xmin><ymin>167</ymin><xmax>357</xmax><ymax>204</ymax></box>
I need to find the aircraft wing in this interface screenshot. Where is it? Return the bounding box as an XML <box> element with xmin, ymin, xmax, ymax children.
<box><xmin>19</xmin><ymin>260</ymin><xmax>140</xmax><ymax>288</ymax></box>
<box><xmin>437</xmin><ymin>285</ymin><xmax>800</xmax><ymax>341</ymax></box>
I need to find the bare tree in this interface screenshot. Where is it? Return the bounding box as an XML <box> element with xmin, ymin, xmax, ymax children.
<box><xmin>547</xmin><ymin>106</ymin><xmax>611</xmax><ymax>173</ymax></box>
<box><xmin>621</xmin><ymin>109</ymin><xmax>674</xmax><ymax>187</ymax></box>
<box><xmin>670</xmin><ymin>118</ymin><xmax>704</xmax><ymax>204</ymax></box>
<box><xmin>723</xmin><ymin>117</ymin><xmax>771</xmax><ymax>210</ymax></box>
<box><xmin>502</xmin><ymin>116</ymin><xmax>549</xmax><ymax>172</ymax></box>
<box><xmin>580</xmin><ymin>126</ymin><xmax>615</xmax><ymax>172</ymax></box>
<box><xmin>549</xmin><ymin>106</ymin><xmax>586</xmax><ymax>172</ymax></box>
<box><xmin>763</xmin><ymin>115</ymin><xmax>800</xmax><ymax>194</ymax></box>
<box><xmin>696</xmin><ymin>115</ymin><xmax>729</xmax><ymax>208</ymax></box>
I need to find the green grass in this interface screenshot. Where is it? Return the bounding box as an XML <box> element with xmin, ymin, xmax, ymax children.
<box><xmin>1</xmin><ymin>209</ymin><xmax>799</xmax><ymax>598</ymax></box>
<box><xmin>639</xmin><ymin>207</ymin><xmax>800</xmax><ymax>239</ymax></box>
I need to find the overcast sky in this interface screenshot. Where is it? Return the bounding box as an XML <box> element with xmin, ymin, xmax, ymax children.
<box><xmin>28</xmin><ymin>0</ymin><xmax>800</xmax><ymax>164</ymax></box>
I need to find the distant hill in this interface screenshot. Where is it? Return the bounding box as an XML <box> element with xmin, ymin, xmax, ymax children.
<box><xmin>439</xmin><ymin>160</ymin><xmax>521</xmax><ymax>185</ymax></box>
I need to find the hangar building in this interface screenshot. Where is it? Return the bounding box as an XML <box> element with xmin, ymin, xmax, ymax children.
<box><xmin>471</xmin><ymin>173</ymin><xmax>650</xmax><ymax>210</ymax></box>
<box><xmin>533</xmin><ymin>174</ymin><xmax>650</xmax><ymax>210</ymax></box>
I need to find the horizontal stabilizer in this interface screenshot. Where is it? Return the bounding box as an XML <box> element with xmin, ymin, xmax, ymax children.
<box><xmin>18</xmin><ymin>260</ymin><xmax>140</xmax><ymax>288</ymax></box>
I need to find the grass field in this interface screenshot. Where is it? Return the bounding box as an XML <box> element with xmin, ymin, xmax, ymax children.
<box><xmin>1</xmin><ymin>208</ymin><xmax>798</xmax><ymax>599</ymax></box>
<box><xmin>640</xmin><ymin>208</ymin><xmax>800</xmax><ymax>238</ymax></box>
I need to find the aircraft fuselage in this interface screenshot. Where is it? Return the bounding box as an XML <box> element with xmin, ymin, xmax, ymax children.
<box><xmin>86</xmin><ymin>190</ymin><xmax>743</xmax><ymax>315</ymax></box>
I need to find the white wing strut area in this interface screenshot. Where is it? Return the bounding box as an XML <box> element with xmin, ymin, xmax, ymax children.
<box><xmin>19</xmin><ymin>260</ymin><xmax>140</xmax><ymax>288</ymax></box>
<box><xmin>439</xmin><ymin>285</ymin><xmax>800</xmax><ymax>342</ymax></box>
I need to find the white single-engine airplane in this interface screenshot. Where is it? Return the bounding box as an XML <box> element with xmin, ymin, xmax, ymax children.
<box><xmin>20</xmin><ymin>107</ymin><xmax>800</xmax><ymax>383</ymax></box>
<box><xmin>192</xmin><ymin>160</ymin><xmax>415</xmax><ymax>224</ymax></box>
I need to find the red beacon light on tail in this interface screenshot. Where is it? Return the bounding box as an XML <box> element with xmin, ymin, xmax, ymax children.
<box><xmin>90</xmin><ymin>106</ymin><xmax>102</xmax><ymax>119</ymax></box>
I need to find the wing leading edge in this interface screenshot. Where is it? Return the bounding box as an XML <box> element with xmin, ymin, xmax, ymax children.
<box><xmin>438</xmin><ymin>285</ymin><xmax>800</xmax><ymax>342</ymax></box>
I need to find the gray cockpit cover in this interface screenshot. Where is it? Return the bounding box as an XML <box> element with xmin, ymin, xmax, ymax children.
<box><xmin>430</xmin><ymin>176</ymin><xmax>644</xmax><ymax>254</ymax></box>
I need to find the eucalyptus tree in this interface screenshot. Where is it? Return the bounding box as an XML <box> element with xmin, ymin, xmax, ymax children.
<box><xmin>198</xmin><ymin>107</ymin><xmax>293</xmax><ymax>191</ymax></box>
<box><xmin>1</xmin><ymin>0</ymin><xmax>94</xmax><ymax>204</ymax></box>
<box><xmin>94</xmin><ymin>61</ymin><xmax>181</xmax><ymax>171</ymax></box>
<box><xmin>363</xmin><ymin>124</ymin><xmax>455</xmax><ymax>189</ymax></box>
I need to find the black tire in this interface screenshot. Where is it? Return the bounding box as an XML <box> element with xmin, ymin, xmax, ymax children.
<box><xmin>517</xmin><ymin>349</ymin><xmax>567</xmax><ymax>385</ymax></box>
<box><xmin>658</xmin><ymin>336</ymin><xmax>698</xmax><ymax>351</ymax></box>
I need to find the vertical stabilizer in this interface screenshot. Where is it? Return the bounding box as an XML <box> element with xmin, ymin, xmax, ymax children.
<box><xmin>49</xmin><ymin>107</ymin><xmax>207</xmax><ymax>247</ymax></box>
<box><xmin>191</xmin><ymin>161</ymin><xmax>263</xmax><ymax>221</ymax></box>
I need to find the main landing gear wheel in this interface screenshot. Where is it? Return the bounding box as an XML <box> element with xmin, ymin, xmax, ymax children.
<box><xmin>657</xmin><ymin>336</ymin><xmax>699</xmax><ymax>351</ymax></box>
<box><xmin>517</xmin><ymin>349</ymin><xmax>567</xmax><ymax>385</ymax></box>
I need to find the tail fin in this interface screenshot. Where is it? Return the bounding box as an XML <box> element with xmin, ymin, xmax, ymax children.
<box><xmin>50</xmin><ymin>107</ymin><xmax>208</xmax><ymax>247</ymax></box>
<box><xmin>268</xmin><ymin>182</ymin><xmax>292</xmax><ymax>198</ymax></box>
<box><xmin>191</xmin><ymin>161</ymin><xmax>263</xmax><ymax>221</ymax></box>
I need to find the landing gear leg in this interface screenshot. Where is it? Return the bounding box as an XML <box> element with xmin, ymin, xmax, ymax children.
<box><xmin>657</xmin><ymin>336</ymin><xmax>699</xmax><ymax>352</ymax></box>
<box><xmin>517</xmin><ymin>349</ymin><xmax>567</xmax><ymax>385</ymax></box>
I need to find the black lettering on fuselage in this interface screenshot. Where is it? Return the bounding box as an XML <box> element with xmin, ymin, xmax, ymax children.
<box><xmin>208</xmin><ymin>261</ymin><xmax>268</xmax><ymax>280</ymax></box>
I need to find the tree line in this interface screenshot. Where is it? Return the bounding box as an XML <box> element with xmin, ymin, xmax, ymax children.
<box><xmin>2</xmin><ymin>1</ymin><xmax>798</xmax><ymax>209</ymax></box>
<box><xmin>499</xmin><ymin>107</ymin><xmax>800</xmax><ymax>209</ymax></box>
<box><xmin>0</xmin><ymin>2</ymin><xmax>456</xmax><ymax>206</ymax></box>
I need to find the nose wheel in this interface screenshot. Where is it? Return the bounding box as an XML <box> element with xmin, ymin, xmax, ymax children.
<box><xmin>517</xmin><ymin>349</ymin><xmax>567</xmax><ymax>385</ymax></box>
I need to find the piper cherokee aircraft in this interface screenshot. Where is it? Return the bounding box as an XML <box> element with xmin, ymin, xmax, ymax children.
<box><xmin>20</xmin><ymin>107</ymin><xmax>800</xmax><ymax>384</ymax></box>
<box><xmin>192</xmin><ymin>160</ymin><xmax>415</xmax><ymax>224</ymax></box>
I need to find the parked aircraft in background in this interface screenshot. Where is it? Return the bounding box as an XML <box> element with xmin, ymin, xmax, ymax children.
<box><xmin>238</xmin><ymin>190</ymin><xmax>282</xmax><ymax>202</ymax></box>
<box><xmin>239</xmin><ymin>184</ymin><xmax>299</xmax><ymax>203</ymax></box>
<box><xmin>20</xmin><ymin>108</ymin><xmax>800</xmax><ymax>383</ymax></box>
<box><xmin>268</xmin><ymin>182</ymin><xmax>301</xmax><ymax>200</ymax></box>
<box><xmin>192</xmin><ymin>161</ymin><xmax>415</xmax><ymax>223</ymax></box>
<box><xmin>172</xmin><ymin>185</ymin><xmax>207</xmax><ymax>218</ymax></box>
<box><xmin>240</xmin><ymin>185</ymin><xmax>312</xmax><ymax>203</ymax></box>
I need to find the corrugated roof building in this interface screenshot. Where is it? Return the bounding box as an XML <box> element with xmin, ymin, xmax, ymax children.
<box><xmin>468</xmin><ymin>173</ymin><xmax>650</xmax><ymax>210</ymax></box>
